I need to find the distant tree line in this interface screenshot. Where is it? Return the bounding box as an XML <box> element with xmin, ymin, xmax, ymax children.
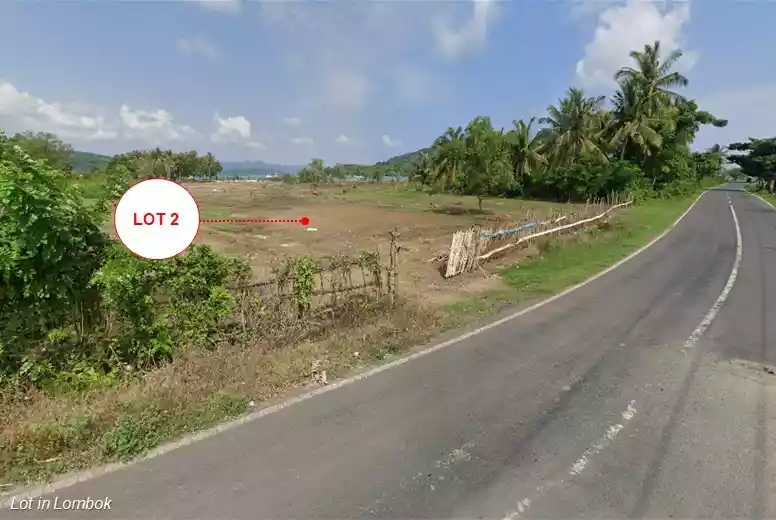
<box><xmin>288</xmin><ymin>158</ymin><xmax>403</xmax><ymax>185</ymax></box>
<box><xmin>105</xmin><ymin>148</ymin><xmax>223</xmax><ymax>181</ymax></box>
<box><xmin>400</xmin><ymin>41</ymin><xmax>729</xmax><ymax>206</ymax></box>
<box><xmin>8</xmin><ymin>132</ymin><xmax>224</xmax><ymax>182</ymax></box>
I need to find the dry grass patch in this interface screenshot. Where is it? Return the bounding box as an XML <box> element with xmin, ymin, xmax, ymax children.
<box><xmin>0</xmin><ymin>301</ymin><xmax>441</xmax><ymax>486</ymax></box>
<box><xmin>184</xmin><ymin>181</ymin><xmax>581</xmax><ymax>301</ymax></box>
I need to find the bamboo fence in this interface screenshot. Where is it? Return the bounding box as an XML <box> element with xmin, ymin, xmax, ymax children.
<box><xmin>231</xmin><ymin>231</ymin><xmax>404</xmax><ymax>318</ymax></box>
<box><xmin>444</xmin><ymin>194</ymin><xmax>633</xmax><ymax>278</ymax></box>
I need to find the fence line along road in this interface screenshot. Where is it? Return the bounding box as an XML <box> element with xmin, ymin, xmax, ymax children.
<box><xmin>444</xmin><ymin>195</ymin><xmax>633</xmax><ymax>279</ymax></box>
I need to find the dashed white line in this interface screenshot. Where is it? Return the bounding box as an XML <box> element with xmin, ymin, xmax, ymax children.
<box><xmin>501</xmin><ymin>196</ymin><xmax>742</xmax><ymax>520</ymax></box>
<box><xmin>1</xmin><ymin>190</ymin><xmax>720</xmax><ymax>504</ymax></box>
<box><xmin>503</xmin><ymin>400</ymin><xmax>638</xmax><ymax>520</ymax></box>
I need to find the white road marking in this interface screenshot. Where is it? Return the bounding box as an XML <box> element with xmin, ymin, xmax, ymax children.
<box><xmin>682</xmin><ymin>201</ymin><xmax>742</xmax><ymax>352</ymax></box>
<box><xmin>569</xmin><ymin>401</ymin><xmax>637</xmax><ymax>476</ymax></box>
<box><xmin>753</xmin><ymin>193</ymin><xmax>776</xmax><ymax>211</ymax></box>
<box><xmin>0</xmin><ymin>189</ymin><xmax>718</xmax><ymax>505</ymax></box>
<box><xmin>503</xmin><ymin>400</ymin><xmax>638</xmax><ymax>520</ymax></box>
<box><xmin>501</xmin><ymin>195</ymin><xmax>742</xmax><ymax>519</ymax></box>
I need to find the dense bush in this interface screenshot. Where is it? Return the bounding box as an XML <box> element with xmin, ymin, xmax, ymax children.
<box><xmin>0</xmin><ymin>135</ymin><xmax>107</xmax><ymax>384</ymax></box>
<box><xmin>0</xmin><ymin>131</ymin><xmax>251</xmax><ymax>389</ymax></box>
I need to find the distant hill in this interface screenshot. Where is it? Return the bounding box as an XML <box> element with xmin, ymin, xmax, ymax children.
<box><xmin>69</xmin><ymin>151</ymin><xmax>112</xmax><ymax>172</ymax></box>
<box><xmin>67</xmin><ymin>148</ymin><xmax>429</xmax><ymax>178</ymax></box>
<box><xmin>376</xmin><ymin>147</ymin><xmax>431</xmax><ymax>168</ymax></box>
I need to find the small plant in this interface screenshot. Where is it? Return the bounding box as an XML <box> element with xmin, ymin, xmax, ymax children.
<box><xmin>358</xmin><ymin>250</ymin><xmax>382</xmax><ymax>289</ymax></box>
<box><xmin>292</xmin><ymin>255</ymin><xmax>320</xmax><ymax>317</ymax></box>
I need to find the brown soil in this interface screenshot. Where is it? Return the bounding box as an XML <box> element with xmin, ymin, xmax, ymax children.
<box><xmin>185</xmin><ymin>181</ymin><xmax>563</xmax><ymax>302</ymax></box>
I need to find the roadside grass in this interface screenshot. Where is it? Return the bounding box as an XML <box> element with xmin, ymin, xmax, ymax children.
<box><xmin>756</xmin><ymin>192</ymin><xmax>776</xmax><ymax>208</ymax></box>
<box><xmin>442</xmin><ymin>195</ymin><xmax>699</xmax><ymax>321</ymax></box>
<box><xmin>0</xmin><ymin>190</ymin><xmax>704</xmax><ymax>489</ymax></box>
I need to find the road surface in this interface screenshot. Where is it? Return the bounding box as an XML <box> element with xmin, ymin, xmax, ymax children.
<box><xmin>4</xmin><ymin>186</ymin><xmax>776</xmax><ymax>519</ymax></box>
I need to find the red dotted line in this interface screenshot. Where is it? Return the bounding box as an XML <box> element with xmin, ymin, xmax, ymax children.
<box><xmin>200</xmin><ymin>216</ymin><xmax>310</xmax><ymax>225</ymax></box>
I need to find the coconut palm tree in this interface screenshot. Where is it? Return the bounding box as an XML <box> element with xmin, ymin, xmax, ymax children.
<box><xmin>430</xmin><ymin>126</ymin><xmax>466</xmax><ymax>191</ymax></box>
<box><xmin>610</xmin><ymin>79</ymin><xmax>663</xmax><ymax>161</ymax></box>
<box><xmin>614</xmin><ymin>41</ymin><xmax>689</xmax><ymax>116</ymax></box>
<box><xmin>506</xmin><ymin>117</ymin><xmax>546</xmax><ymax>185</ymax></box>
<box><xmin>539</xmin><ymin>87</ymin><xmax>607</xmax><ymax>168</ymax></box>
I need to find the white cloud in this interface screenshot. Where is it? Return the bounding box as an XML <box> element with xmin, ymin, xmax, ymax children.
<box><xmin>433</xmin><ymin>0</ymin><xmax>500</xmax><ymax>60</ymax></box>
<box><xmin>381</xmin><ymin>134</ymin><xmax>401</xmax><ymax>148</ymax></box>
<box><xmin>0</xmin><ymin>80</ymin><xmax>210</xmax><ymax>147</ymax></box>
<box><xmin>283</xmin><ymin>117</ymin><xmax>302</xmax><ymax>127</ymax></box>
<box><xmin>292</xmin><ymin>136</ymin><xmax>314</xmax><ymax>146</ymax></box>
<box><xmin>0</xmin><ymin>81</ymin><xmax>117</xmax><ymax>141</ymax></box>
<box><xmin>211</xmin><ymin>112</ymin><xmax>265</xmax><ymax>149</ymax></box>
<box><xmin>176</xmin><ymin>36</ymin><xmax>219</xmax><ymax>61</ymax></box>
<box><xmin>197</xmin><ymin>0</ymin><xmax>240</xmax><ymax>14</ymax></box>
<box><xmin>576</xmin><ymin>0</ymin><xmax>697</xmax><ymax>89</ymax></box>
<box><xmin>120</xmin><ymin>104</ymin><xmax>198</xmax><ymax>142</ymax></box>
<box><xmin>0</xmin><ymin>80</ymin><xmax>278</xmax><ymax>156</ymax></box>
<box><xmin>696</xmin><ymin>83</ymin><xmax>776</xmax><ymax>150</ymax></box>
<box><xmin>212</xmin><ymin>113</ymin><xmax>251</xmax><ymax>140</ymax></box>
<box><xmin>335</xmin><ymin>134</ymin><xmax>351</xmax><ymax>144</ymax></box>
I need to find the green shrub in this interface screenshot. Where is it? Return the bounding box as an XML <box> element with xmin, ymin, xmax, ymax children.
<box><xmin>0</xmin><ymin>132</ymin><xmax>107</xmax><ymax>383</ymax></box>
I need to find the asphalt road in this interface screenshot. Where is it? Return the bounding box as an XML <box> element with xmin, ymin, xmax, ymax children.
<box><xmin>4</xmin><ymin>186</ymin><xmax>776</xmax><ymax>519</ymax></box>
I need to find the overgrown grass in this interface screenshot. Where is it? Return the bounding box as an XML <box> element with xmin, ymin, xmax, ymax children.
<box><xmin>0</xmin><ymin>189</ymin><xmax>707</xmax><ymax>488</ymax></box>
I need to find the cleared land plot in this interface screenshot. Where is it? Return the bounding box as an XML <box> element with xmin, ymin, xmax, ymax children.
<box><xmin>185</xmin><ymin>181</ymin><xmax>581</xmax><ymax>302</ymax></box>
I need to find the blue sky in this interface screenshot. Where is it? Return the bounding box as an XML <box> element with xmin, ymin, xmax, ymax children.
<box><xmin>1</xmin><ymin>0</ymin><xmax>774</xmax><ymax>166</ymax></box>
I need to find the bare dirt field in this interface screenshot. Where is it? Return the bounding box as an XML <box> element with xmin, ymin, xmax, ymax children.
<box><xmin>185</xmin><ymin>181</ymin><xmax>575</xmax><ymax>303</ymax></box>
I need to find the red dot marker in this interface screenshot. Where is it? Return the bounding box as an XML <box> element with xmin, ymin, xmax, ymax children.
<box><xmin>300</xmin><ymin>216</ymin><xmax>310</xmax><ymax>226</ymax></box>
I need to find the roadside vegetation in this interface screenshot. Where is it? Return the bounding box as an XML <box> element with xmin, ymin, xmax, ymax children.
<box><xmin>0</xmin><ymin>40</ymin><xmax>744</xmax><ymax>486</ymax></box>
<box><xmin>728</xmin><ymin>138</ymin><xmax>776</xmax><ymax>197</ymax></box>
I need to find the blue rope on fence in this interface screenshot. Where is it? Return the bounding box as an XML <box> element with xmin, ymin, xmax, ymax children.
<box><xmin>479</xmin><ymin>221</ymin><xmax>541</xmax><ymax>239</ymax></box>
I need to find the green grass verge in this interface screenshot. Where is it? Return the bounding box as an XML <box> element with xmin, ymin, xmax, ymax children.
<box><xmin>756</xmin><ymin>192</ymin><xmax>776</xmax><ymax>207</ymax></box>
<box><xmin>0</xmin><ymin>189</ymin><xmax>707</xmax><ymax>488</ymax></box>
<box><xmin>443</xmin><ymin>192</ymin><xmax>703</xmax><ymax>320</ymax></box>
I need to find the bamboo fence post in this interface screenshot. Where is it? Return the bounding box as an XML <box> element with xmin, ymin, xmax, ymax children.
<box><xmin>389</xmin><ymin>229</ymin><xmax>401</xmax><ymax>307</ymax></box>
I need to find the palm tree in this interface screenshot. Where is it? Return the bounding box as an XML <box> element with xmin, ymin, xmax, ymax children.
<box><xmin>593</xmin><ymin>109</ymin><xmax>616</xmax><ymax>156</ymax></box>
<box><xmin>614</xmin><ymin>41</ymin><xmax>688</xmax><ymax>116</ymax></box>
<box><xmin>506</xmin><ymin>117</ymin><xmax>546</xmax><ymax>185</ymax></box>
<box><xmin>409</xmin><ymin>152</ymin><xmax>434</xmax><ymax>186</ymax></box>
<box><xmin>430</xmin><ymin>126</ymin><xmax>466</xmax><ymax>191</ymax></box>
<box><xmin>203</xmin><ymin>152</ymin><xmax>221</xmax><ymax>180</ymax></box>
<box><xmin>610</xmin><ymin>79</ymin><xmax>663</xmax><ymax>161</ymax></box>
<box><xmin>539</xmin><ymin>87</ymin><xmax>608</xmax><ymax>168</ymax></box>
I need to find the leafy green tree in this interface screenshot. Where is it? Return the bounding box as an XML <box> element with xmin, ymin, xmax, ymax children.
<box><xmin>728</xmin><ymin>138</ymin><xmax>776</xmax><ymax>192</ymax></box>
<box><xmin>9</xmin><ymin>131</ymin><xmax>74</xmax><ymax>173</ymax></box>
<box><xmin>0</xmin><ymin>131</ymin><xmax>106</xmax><ymax>382</ymax></box>
<box><xmin>297</xmin><ymin>158</ymin><xmax>326</xmax><ymax>184</ymax></box>
<box><xmin>460</xmin><ymin>116</ymin><xmax>514</xmax><ymax>211</ymax></box>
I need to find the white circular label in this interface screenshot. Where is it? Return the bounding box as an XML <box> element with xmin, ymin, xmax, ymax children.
<box><xmin>113</xmin><ymin>178</ymin><xmax>200</xmax><ymax>260</ymax></box>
